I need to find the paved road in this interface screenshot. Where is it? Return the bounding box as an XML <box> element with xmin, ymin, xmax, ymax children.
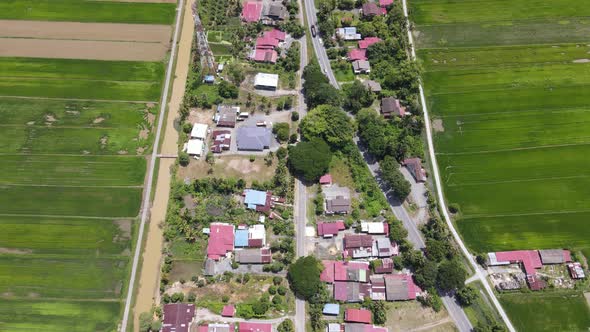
<box><xmin>303</xmin><ymin>0</ymin><xmax>338</xmax><ymax>88</ymax></box>
<box><xmin>399</xmin><ymin>0</ymin><xmax>516</xmax><ymax>330</ymax></box>
<box><xmin>293</xmin><ymin>2</ymin><xmax>310</xmax><ymax>332</ymax></box>
<box><xmin>120</xmin><ymin>1</ymin><xmax>185</xmax><ymax>331</ymax></box>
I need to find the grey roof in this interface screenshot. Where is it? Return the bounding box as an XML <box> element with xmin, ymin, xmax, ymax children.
<box><xmin>266</xmin><ymin>3</ymin><xmax>287</xmax><ymax>19</ymax></box>
<box><xmin>539</xmin><ymin>249</ymin><xmax>566</xmax><ymax>264</ymax></box>
<box><xmin>384</xmin><ymin>276</ymin><xmax>409</xmax><ymax>301</ymax></box>
<box><xmin>344</xmin><ymin>324</ymin><xmax>365</xmax><ymax>332</ymax></box>
<box><xmin>204</xmin><ymin>258</ymin><xmax>217</xmax><ymax>276</ymax></box>
<box><xmin>375</xmin><ymin>237</ymin><xmax>393</xmax><ymax>257</ymax></box>
<box><xmin>362</xmin><ymin>80</ymin><xmax>382</xmax><ymax>92</ymax></box>
<box><xmin>237</xmin><ymin>127</ymin><xmax>271</xmax><ymax>151</ymax></box>
<box><xmin>236</xmin><ymin>248</ymin><xmax>271</xmax><ymax>264</ymax></box>
<box><xmin>326</xmin><ymin>196</ymin><xmax>351</xmax><ymax>213</ymax></box>
<box><xmin>352</xmin><ymin>60</ymin><xmax>370</xmax><ymax>72</ymax></box>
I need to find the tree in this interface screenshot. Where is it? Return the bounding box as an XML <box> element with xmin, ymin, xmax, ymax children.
<box><xmin>387</xmin><ymin>215</ymin><xmax>408</xmax><ymax>243</ymax></box>
<box><xmin>425</xmin><ymin>238</ymin><xmax>449</xmax><ymax>262</ymax></box>
<box><xmin>456</xmin><ymin>285</ymin><xmax>479</xmax><ymax>306</ymax></box>
<box><xmin>287</xmin><ymin>256</ymin><xmax>323</xmax><ymax>300</ymax></box>
<box><xmin>278</xmin><ymin>319</ymin><xmax>295</xmax><ymax>332</ymax></box>
<box><xmin>226</xmin><ymin>62</ymin><xmax>245</xmax><ymax>84</ymax></box>
<box><xmin>171</xmin><ymin>292</ymin><xmax>184</xmax><ymax>302</ymax></box>
<box><xmin>300</xmin><ymin>105</ymin><xmax>353</xmax><ymax>149</ymax></box>
<box><xmin>252</xmin><ymin>301</ymin><xmax>269</xmax><ymax>315</ymax></box>
<box><xmin>272</xmin><ymin>295</ymin><xmax>283</xmax><ymax>305</ymax></box>
<box><xmin>139</xmin><ymin>312</ymin><xmax>153</xmax><ymax>332</ymax></box>
<box><xmin>178</xmin><ymin>152</ymin><xmax>190</xmax><ymax>166</ymax></box>
<box><xmin>288</xmin><ymin>138</ymin><xmax>332</xmax><ymax>182</ymax></box>
<box><xmin>268</xmin><ymin>285</ymin><xmax>277</xmax><ymax>295</ymax></box>
<box><xmin>302</xmin><ymin>62</ymin><xmax>341</xmax><ymax>108</ymax></box>
<box><xmin>379</xmin><ymin>156</ymin><xmax>411</xmax><ymax>200</ymax></box>
<box><xmin>291</xmin><ymin>111</ymin><xmax>299</xmax><ymax>121</ymax></box>
<box><xmin>278</xmin><ymin>285</ymin><xmax>287</xmax><ymax>295</ymax></box>
<box><xmin>414</xmin><ymin>259</ymin><xmax>438</xmax><ymax>289</ymax></box>
<box><xmin>436</xmin><ymin>259</ymin><xmax>467</xmax><ymax>292</ymax></box>
<box><xmin>343</xmin><ymin>80</ymin><xmax>374</xmax><ymax>114</ymax></box>
<box><xmin>276</xmin><ymin>146</ymin><xmax>288</xmax><ymax>160</ymax></box>
<box><xmin>218</xmin><ymin>80</ymin><xmax>239</xmax><ymax>99</ymax></box>
<box><xmin>273</xmin><ymin>123</ymin><xmax>290</xmax><ymax>142</ymax></box>
<box><xmin>369</xmin><ymin>300</ymin><xmax>387</xmax><ymax>324</ymax></box>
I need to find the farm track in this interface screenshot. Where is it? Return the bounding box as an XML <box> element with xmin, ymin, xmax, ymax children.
<box><xmin>0</xmin><ymin>95</ymin><xmax>158</xmax><ymax>103</ymax></box>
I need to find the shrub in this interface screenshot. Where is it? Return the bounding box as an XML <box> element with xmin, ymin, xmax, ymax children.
<box><xmin>222</xmin><ymin>295</ymin><xmax>230</xmax><ymax>303</ymax></box>
<box><xmin>178</xmin><ymin>152</ymin><xmax>190</xmax><ymax>166</ymax></box>
<box><xmin>277</xmin><ymin>285</ymin><xmax>287</xmax><ymax>295</ymax></box>
<box><xmin>272</xmin><ymin>295</ymin><xmax>283</xmax><ymax>305</ymax></box>
<box><xmin>187</xmin><ymin>292</ymin><xmax>196</xmax><ymax>302</ymax></box>
<box><xmin>249</xmin><ymin>155</ymin><xmax>256</xmax><ymax>162</ymax></box>
<box><xmin>291</xmin><ymin>111</ymin><xmax>299</xmax><ymax>121</ymax></box>
<box><xmin>456</xmin><ymin>285</ymin><xmax>479</xmax><ymax>306</ymax></box>
<box><xmin>273</xmin><ymin>276</ymin><xmax>283</xmax><ymax>285</ymax></box>
<box><xmin>448</xmin><ymin>203</ymin><xmax>460</xmax><ymax>214</ymax></box>
<box><xmin>182</xmin><ymin>122</ymin><xmax>192</xmax><ymax>134</ymax></box>
<box><xmin>268</xmin><ymin>285</ymin><xmax>277</xmax><ymax>295</ymax></box>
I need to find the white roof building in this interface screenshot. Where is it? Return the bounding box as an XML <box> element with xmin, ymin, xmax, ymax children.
<box><xmin>249</xmin><ymin>224</ymin><xmax>266</xmax><ymax>245</ymax></box>
<box><xmin>186</xmin><ymin>139</ymin><xmax>204</xmax><ymax>156</ymax></box>
<box><xmin>337</xmin><ymin>27</ymin><xmax>361</xmax><ymax>40</ymax></box>
<box><xmin>191</xmin><ymin>123</ymin><xmax>208</xmax><ymax>140</ymax></box>
<box><xmin>254</xmin><ymin>73</ymin><xmax>279</xmax><ymax>90</ymax></box>
<box><xmin>361</xmin><ymin>221</ymin><xmax>385</xmax><ymax>234</ymax></box>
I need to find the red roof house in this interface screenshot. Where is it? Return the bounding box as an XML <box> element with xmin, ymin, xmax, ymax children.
<box><xmin>207</xmin><ymin>223</ymin><xmax>235</xmax><ymax>260</ymax></box>
<box><xmin>255</xmin><ymin>36</ymin><xmax>280</xmax><ymax>49</ymax></box>
<box><xmin>402</xmin><ymin>158</ymin><xmax>426</xmax><ymax>182</ymax></box>
<box><xmin>490</xmin><ymin>250</ymin><xmax>542</xmax><ymax>276</ymax></box>
<box><xmin>221</xmin><ymin>305</ymin><xmax>235</xmax><ymax>317</ymax></box>
<box><xmin>379</xmin><ymin>0</ymin><xmax>393</xmax><ymax>7</ymax></box>
<box><xmin>263</xmin><ymin>28</ymin><xmax>286</xmax><ymax>41</ymax></box>
<box><xmin>252</xmin><ymin>49</ymin><xmax>278</xmax><ymax>63</ymax></box>
<box><xmin>211</xmin><ymin>130</ymin><xmax>231</xmax><ymax>153</ymax></box>
<box><xmin>162</xmin><ymin>303</ymin><xmax>196</xmax><ymax>332</ymax></box>
<box><xmin>317</xmin><ymin>221</ymin><xmax>345</xmax><ymax>238</ymax></box>
<box><xmin>362</xmin><ymin>2</ymin><xmax>382</xmax><ymax>16</ymax></box>
<box><xmin>345</xmin><ymin>308</ymin><xmax>372</xmax><ymax>324</ymax></box>
<box><xmin>239</xmin><ymin>322</ymin><xmax>272</xmax><ymax>332</ymax></box>
<box><xmin>358</xmin><ymin>37</ymin><xmax>382</xmax><ymax>49</ymax></box>
<box><xmin>348</xmin><ymin>48</ymin><xmax>367</xmax><ymax>61</ymax></box>
<box><xmin>384</xmin><ymin>274</ymin><xmax>419</xmax><ymax>301</ymax></box>
<box><xmin>381</xmin><ymin>97</ymin><xmax>407</xmax><ymax>117</ymax></box>
<box><xmin>319</xmin><ymin>174</ymin><xmax>333</xmax><ymax>185</ymax></box>
<box><xmin>321</xmin><ymin>260</ymin><xmax>370</xmax><ymax>283</ymax></box>
<box><xmin>241</xmin><ymin>2</ymin><xmax>263</xmax><ymax>22</ymax></box>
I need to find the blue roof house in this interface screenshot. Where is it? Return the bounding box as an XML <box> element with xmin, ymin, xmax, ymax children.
<box><xmin>234</xmin><ymin>229</ymin><xmax>249</xmax><ymax>247</ymax></box>
<box><xmin>322</xmin><ymin>303</ymin><xmax>340</xmax><ymax>316</ymax></box>
<box><xmin>244</xmin><ymin>189</ymin><xmax>268</xmax><ymax>210</ymax></box>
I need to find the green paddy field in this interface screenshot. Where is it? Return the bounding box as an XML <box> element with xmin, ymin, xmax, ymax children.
<box><xmin>412</xmin><ymin>0</ymin><xmax>590</xmax><ymax>330</ymax></box>
<box><xmin>0</xmin><ymin>1</ymin><xmax>176</xmax><ymax>331</ymax></box>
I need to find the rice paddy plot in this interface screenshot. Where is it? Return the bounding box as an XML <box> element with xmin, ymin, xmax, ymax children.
<box><xmin>457</xmin><ymin>212</ymin><xmax>590</xmax><ymax>253</ymax></box>
<box><xmin>499</xmin><ymin>292</ymin><xmax>590</xmax><ymax>332</ymax></box>
<box><xmin>0</xmin><ymin>216</ymin><xmax>133</xmax><ymax>256</ymax></box>
<box><xmin>0</xmin><ymin>299</ymin><xmax>121</xmax><ymax>332</ymax></box>
<box><xmin>0</xmin><ymin>0</ymin><xmax>175</xmax><ymax>24</ymax></box>
<box><xmin>0</xmin><ymin>255</ymin><xmax>129</xmax><ymax>299</ymax></box>
<box><xmin>0</xmin><ymin>155</ymin><xmax>146</xmax><ymax>186</ymax></box>
<box><xmin>0</xmin><ymin>185</ymin><xmax>142</xmax><ymax>218</ymax></box>
<box><xmin>0</xmin><ymin>98</ymin><xmax>153</xmax><ymax>128</ymax></box>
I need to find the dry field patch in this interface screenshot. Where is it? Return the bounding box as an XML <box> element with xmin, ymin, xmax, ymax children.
<box><xmin>0</xmin><ymin>20</ymin><xmax>171</xmax><ymax>43</ymax></box>
<box><xmin>0</xmin><ymin>38</ymin><xmax>168</xmax><ymax>61</ymax></box>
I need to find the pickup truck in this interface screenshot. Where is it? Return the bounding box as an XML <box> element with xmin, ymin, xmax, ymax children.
<box><xmin>311</xmin><ymin>25</ymin><xmax>317</xmax><ymax>38</ymax></box>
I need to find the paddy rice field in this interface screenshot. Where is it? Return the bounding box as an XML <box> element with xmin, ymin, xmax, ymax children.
<box><xmin>412</xmin><ymin>0</ymin><xmax>590</xmax><ymax>330</ymax></box>
<box><xmin>0</xmin><ymin>1</ymin><xmax>176</xmax><ymax>331</ymax></box>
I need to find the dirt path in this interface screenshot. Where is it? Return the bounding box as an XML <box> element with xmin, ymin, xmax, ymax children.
<box><xmin>406</xmin><ymin>318</ymin><xmax>453</xmax><ymax>332</ymax></box>
<box><xmin>131</xmin><ymin>0</ymin><xmax>194</xmax><ymax>330</ymax></box>
<box><xmin>195</xmin><ymin>308</ymin><xmax>292</xmax><ymax>324</ymax></box>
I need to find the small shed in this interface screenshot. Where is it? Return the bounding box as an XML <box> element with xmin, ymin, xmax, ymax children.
<box><xmin>322</xmin><ymin>303</ymin><xmax>340</xmax><ymax>316</ymax></box>
<box><xmin>344</xmin><ymin>308</ymin><xmax>372</xmax><ymax>324</ymax></box>
<box><xmin>186</xmin><ymin>139</ymin><xmax>204</xmax><ymax>156</ymax></box>
<box><xmin>221</xmin><ymin>305</ymin><xmax>235</xmax><ymax>317</ymax></box>
<box><xmin>191</xmin><ymin>123</ymin><xmax>208</xmax><ymax>140</ymax></box>
<box><xmin>319</xmin><ymin>174</ymin><xmax>333</xmax><ymax>185</ymax></box>
<box><xmin>204</xmin><ymin>75</ymin><xmax>215</xmax><ymax>84</ymax></box>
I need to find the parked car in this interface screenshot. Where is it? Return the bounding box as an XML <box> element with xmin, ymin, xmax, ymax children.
<box><xmin>311</xmin><ymin>25</ymin><xmax>317</xmax><ymax>37</ymax></box>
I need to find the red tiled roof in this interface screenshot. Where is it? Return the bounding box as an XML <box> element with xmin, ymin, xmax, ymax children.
<box><xmin>162</xmin><ymin>304</ymin><xmax>195</xmax><ymax>332</ymax></box>
<box><xmin>321</xmin><ymin>260</ymin><xmax>336</xmax><ymax>283</ymax></box>
<box><xmin>221</xmin><ymin>305</ymin><xmax>235</xmax><ymax>317</ymax></box>
<box><xmin>334</xmin><ymin>281</ymin><xmax>348</xmax><ymax>301</ymax></box>
<box><xmin>348</xmin><ymin>48</ymin><xmax>367</xmax><ymax>61</ymax></box>
<box><xmin>358</xmin><ymin>37</ymin><xmax>382</xmax><ymax>49</ymax></box>
<box><xmin>252</xmin><ymin>49</ymin><xmax>278</xmax><ymax>63</ymax></box>
<box><xmin>345</xmin><ymin>308</ymin><xmax>372</xmax><ymax>324</ymax></box>
<box><xmin>317</xmin><ymin>221</ymin><xmax>345</xmax><ymax>236</ymax></box>
<box><xmin>362</xmin><ymin>2</ymin><xmax>382</xmax><ymax>16</ymax></box>
<box><xmin>263</xmin><ymin>28</ymin><xmax>286</xmax><ymax>41</ymax></box>
<box><xmin>239</xmin><ymin>322</ymin><xmax>272</xmax><ymax>332</ymax></box>
<box><xmin>563</xmin><ymin>250</ymin><xmax>572</xmax><ymax>262</ymax></box>
<box><xmin>384</xmin><ymin>274</ymin><xmax>419</xmax><ymax>300</ymax></box>
<box><xmin>241</xmin><ymin>2</ymin><xmax>263</xmax><ymax>22</ymax></box>
<box><xmin>344</xmin><ymin>234</ymin><xmax>373</xmax><ymax>249</ymax></box>
<box><xmin>379</xmin><ymin>0</ymin><xmax>393</xmax><ymax>6</ymax></box>
<box><xmin>256</xmin><ymin>36</ymin><xmax>279</xmax><ymax>49</ymax></box>
<box><xmin>207</xmin><ymin>223</ymin><xmax>235</xmax><ymax>260</ymax></box>
<box><xmin>319</xmin><ymin>174</ymin><xmax>333</xmax><ymax>184</ymax></box>
<box><xmin>494</xmin><ymin>250</ymin><xmax>542</xmax><ymax>276</ymax></box>
<box><xmin>365</xmin><ymin>326</ymin><xmax>388</xmax><ymax>332</ymax></box>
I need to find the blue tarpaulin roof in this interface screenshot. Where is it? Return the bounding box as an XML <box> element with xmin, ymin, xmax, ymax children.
<box><xmin>244</xmin><ymin>189</ymin><xmax>267</xmax><ymax>207</ymax></box>
<box><xmin>322</xmin><ymin>303</ymin><xmax>340</xmax><ymax>315</ymax></box>
<box><xmin>234</xmin><ymin>229</ymin><xmax>249</xmax><ymax>247</ymax></box>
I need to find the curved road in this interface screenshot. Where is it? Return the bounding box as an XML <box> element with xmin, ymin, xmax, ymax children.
<box><xmin>399</xmin><ymin>0</ymin><xmax>516</xmax><ymax>330</ymax></box>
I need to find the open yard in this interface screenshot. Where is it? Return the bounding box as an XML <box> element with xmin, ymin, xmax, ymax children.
<box><xmin>0</xmin><ymin>0</ymin><xmax>175</xmax><ymax>330</ymax></box>
<box><xmin>413</xmin><ymin>0</ymin><xmax>590</xmax><ymax>328</ymax></box>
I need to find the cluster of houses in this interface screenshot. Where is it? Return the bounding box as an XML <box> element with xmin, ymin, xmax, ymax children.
<box><xmin>347</xmin><ymin>37</ymin><xmax>381</xmax><ymax>74</ymax></box>
<box><xmin>186</xmin><ymin>123</ymin><xmax>209</xmax><ymax>157</ymax></box>
<box><xmin>241</xmin><ymin>0</ymin><xmax>287</xmax><ymax>26</ymax></box>
<box><xmin>161</xmin><ymin>303</ymin><xmax>274</xmax><ymax>332</ymax></box>
<box><xmin>323</xmin><ymin>307</ymin><xmax>388</xmax><ymax>332</ymax></box>
<box><xmin>203</xmin><ymin>189</ymin><xmax>284</xmax><ymax>274</ymax></box>
<box><xmin>487</xmin><ymin>249</ymin><xmax>585</xmax><ymax>291</ymax></box>
<box><xmin>361</xmin><ymin>0</ymin><xmax>393</xmax><ymax>17</ymax></box>
<box><xmin>250</xmin><ymin>28</ymin><xmax>286</xmax><ymax>64</ymax></box>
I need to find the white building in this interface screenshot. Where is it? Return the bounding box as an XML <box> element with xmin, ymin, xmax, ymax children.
<box><xmin>191</xmin><ymin>123</ymin><xmax>208</xmax><ymax>140</ymax></box>
<box><xmin>254</xmin><ymin>73</ymin><xmax>279</xmax><ymax>90</ymax></box>
<box><xmin>337</xmin><ymin>27</ymin><xmax>361</xmax><ymax>40</ymax></box>
<box><xmin>361</xmin><ymin>221</ymin><xmax>386</xmax><ymax>234</ymax></box>
<box><xmin>186</xmin><ymin>139</ymin><xmax>204</xmax><ymax>156</ymax></box>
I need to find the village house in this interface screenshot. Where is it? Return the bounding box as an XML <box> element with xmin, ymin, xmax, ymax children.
<box><xmin>190</xmin><ymin>123</ymin><xmax>208</xmax><ymax>140</ymax></box>
<box><xmin>319</xmin><ymin>173</ymin><xmax>333</xmax><ymax>185</ymax></box>
<box><xmin>186</xmin><ymin>139</ymin><xmax>204</xmax><ymax>157</ymax></box>
<box><xmin>343</xmin><ymin>234</ymin><xmax>398</xmax><ymax>259</ymax></box>
<box><xmin>235</xmin><ymin>247</ymin><xmax>272</xmax><ymax>264</ymax></box>
<box><xmin>321</xmin><ymin>260</ymin><xmax>371</xmax><ymax>283</ymax></box>
<box><xmin>317</xmin><ymin>220</ymin><xmax>346</xmax><ymax>238</ymax></box>
<box><xmin>162</xmin><ymin>303</ymin><xmax>196</xmax><ymax>332</ymax></box>
<box><xmin>238</xmin><ymin>322</ymin><xmax>272</xmax><ymax>332</ymax></box>
<box><xmin>262</xmin><ymin>2</ymin><xmax>287</xmax><ymax>25</ymax></box>
<box><xmin>333</xmin><ymin>281</ymin><xmax>372</xmax><ymax>302</ymax></box>
<box><xmin>237</xmin><ymin>127</ymin><xmax>272</xmax><ymax>151</ymax></box>
<box><xmin>337</xmin><ymin>27</ymin><xmax>362</xmax><ymax>40</ymax></box>
<box><xmin>241</xmin><ymin>1</ymin><xmax>263</xmax><ymax>22</ymax></box>
<box><xmin>372</xmin><ymin>258</ymin><xmax>394</xmax><ymax>274</ymax></box>
<box><xmin>383</xmin><ymin>274</ymin><xmax>420</xmax><ymax>301</ymax></box>
<box><xmin>402</xmin><ymin>158</ymin><xmax>426</xmax><ymax>183</ymax></box>
<box><xmin>234</xmin><ymin>224</ymin><xmax>266</xmax><ymax>247</ymax></box>
<box><xmin>380</xmin><ymin>97</ymin><xmax>407</xmax><ymax>118</ymax></box>
<box><xmin>361</xmin><ymin>2</ymin><xmax>382</xmax><ymax>17</ymax></box>
<box><xmin>358</xmin><ymin>37</ymin><xmax>382</xmax><ymax>49</ymax></box>
<box><xmin>206</xmin><ymin>223</ymin><xmax>235</xmax><ymax>260</ymax></box>
<box><xmin>215</xmin><ymin>105</ymin><xmax>239</xmax><ymax>128</ymax></box>
<box><xmin>211</xmin><ymin>130</ymin><xmax>231</xmax><ymax>153</ymax></box>
<box><xmin>254</xmin><ymin>72</ymin><xmax>279</xmax><ymax>90</ymax></box>
<box><xmin>360</xmin><ymin>221</ymin><xmax>389</xmax><ymax>235</ymax></box>
<box><xmin>344</xmin><ymin>324</ymin><xmax>388</xmax><ymax>332</ymax></box>
<box><xmin>243</xmin><ymin>189</ymin><xmax>272</xmax><ymax>212</ymax></box>
<box><xmin>348</xmin><ymin>48</ymin><xmax>367</xmax><ymax>61</ymax></box>
<box><xmin>345</xmin><ymin>308</ymin><xmax>372</xmax><ymax>324</ymax></box>
<box><xmin>323</xmin><ymin>303</ymin><xmax>340</xmax><ymax>316</ymax></box>
<box><xmin>199</xmin><ymin>323</ymin><xmax>235</xmax><ymax>332</ymax></box>
<box><xmin>362</xmin><ymin>80</ymin><xmax>382</xmax><ymax>93</ymax></box>
<box><xmin>250</xmin><ymin>29</ymin><xmax>285</xmax><ymax>64</ymax></box>
<box><xmin>221</xmin><ymin>305</ymin><xmax>236</xmax><ymax>317</ymax></box>
<box><xmin>352</xmin><ymin>60</ymin><xmax>371</xmax><ymax>74</ymax></box>
<box><xmin>325</xmin><ymin>196</ymin><xmax>352</xmax><ymax>215</ymax></box>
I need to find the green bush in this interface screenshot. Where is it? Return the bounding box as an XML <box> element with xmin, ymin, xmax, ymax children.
<box><xmin>179</xmin><ymin>152</ymin><xmax>190</xmax><ymax>166</ymax></box>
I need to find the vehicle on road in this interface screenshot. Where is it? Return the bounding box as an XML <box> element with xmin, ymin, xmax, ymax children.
<box><xmin>311</xmin><ymin>25</ymin><xmax>317</xmax><ymax>37</ymax></box>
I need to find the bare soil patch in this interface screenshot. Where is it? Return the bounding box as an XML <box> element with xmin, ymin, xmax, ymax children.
<box><xmin>139</xmin><ymin>127</ymin><xmax>150</xmax><ymax>140</ymax></box>
<box><xmin>188</xmin><ymin>108</ymin><xmax>214</xmax><ymax>125</ymax></box>
<box><xmin>432</xmin><ymin>119</ymin><xmax>444</xmax><ymax>132</ymax></box>
<box><xmin>584</xmin><ymin>292</ymin><xmax>590</xmax><ymax>308</ymax></box>
<box><xmin>0</xmin><ymin>38</ymin><xmax>168</xmax><ymax>61</ymax></box>
<box><xmin>573</xmin><ymin>59</ymin><xmax>590</xmax><ymax>63</ymax></box>
<box><xmin>0</xmin><ymin>248</ymin><xmax>33</xmax><ymax>255</ymax></box>
<box><xmin>0</xmin><ymin>20</ymin><xmax>171</xmax><ymax>43</ymax></box>
<box><xmin>385</xmin><ymin>301</ymin><xmax>450</xmax><ymax>332</ymax></box>
<box><xmin>93</xmin><ymin>117</ymin><xmax>105</xmax><ymax>124</ymax></box>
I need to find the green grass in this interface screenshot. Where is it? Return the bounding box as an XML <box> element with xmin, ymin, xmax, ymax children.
<box><xmin>500</xmin><ymin>292</ymin><xmax>590</xmax><ymax>332</ymax></box>
<box><xmin>0</xmin><ymin>155</ymin><xmax>146</xmax><ymax>186</ymax></box>
<box><xmin>0</xmin><ymin>299</ymin><xmax>121</xmax><ymax>332</ymax></box>
<box><xmin>0</xmin><ymin>0</ymin><xmax>175</xmax><ymax>24</ymax></box>
<box><xmin>331</xmin><ymin>61</ymin><xmax>355</xmax><ymax>82</ymax></box>
<box><xmin>209</xmin><ymin>43</ymin><xmax>232</xmax><ymax>55</ymax></box>
<box><xmin>0</xmin><ymin>186</ymin><xmax>141</xmax><ymax>218</ymax></box>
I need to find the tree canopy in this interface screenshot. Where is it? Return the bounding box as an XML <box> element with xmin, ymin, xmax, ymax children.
<box><xmin>302</xmin><ymin>62</ymin><xmax>341</xmax><ymax>109</ymax></box>
<box><xmin>343</xmin><ymin>80</ymin><xmax>374</xmax><ymax>114</ymax></box>
<box><xmin>288</xmin><ymin>138</ymin><xmax>332</xmax><ymax>182</ymax></box>
<box><xmin>287</xmin><ymin>256</ymin><xmax>323</xmax><ymax>300</ymax></box>
<box><xmin>300</xmin><ymin>105</ymin><xmax>353</xmax><ymax>149</ymax></box>
<box><xmin>278</xmin><ymin>319</ymin><xmax>295</xmax><ymax>332</ymax></box>
<box><xmin>436</xmin><ymin>259</ymin><xmax>467</xmax><ymax>292</ymax></box>
<box><xmin>379</xmin><ymin>155</ymin><xmax>411</xmax><ymax>201</ymax></box>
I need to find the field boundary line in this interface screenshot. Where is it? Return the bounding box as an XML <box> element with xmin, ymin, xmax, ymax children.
<box><xmin>0</xmin><ymin>183</ymin><xmax>143</xmax><ymax>188</ymax></box>
<box><xmin>437</xmin><ymin>142</ymin><xmax>590</xmax><ymax>155</ymax></box>
<box><xmin>0</xmin><ymin>213</ymin><xmax>131</xmax><ymax>220</ymax></box>
<box><xmin>402</xmin><ymin>0</ymin><xmax>517</xmax><ymax>330</ymax></box>
<box><xmin>0</xmin><ymin>95</ymin><xmax>158</xmax><ymax>103</ymax></box>
<box><xmin>120</xmin><ymin>0</ymin><xmax>184</xmax><ymax>330</ymax></box>
<box><xmin>462</xmin><ymin>209</ymin><xmax>590</xmax><ymax>219</ymax></box>
<box><xmin>0</xmin><ymin>76</ymin><xmax>158</xmax><ymax>83</ymax></box>
<box><xmin>0</xmin><ymin>153</ymin><xmax>146</xmax><ymax>157</ymax></box>
<box><xmin>447</xmin><ymin>174</ymin><xmax>590</xmax><ymax>186</ymax></box>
